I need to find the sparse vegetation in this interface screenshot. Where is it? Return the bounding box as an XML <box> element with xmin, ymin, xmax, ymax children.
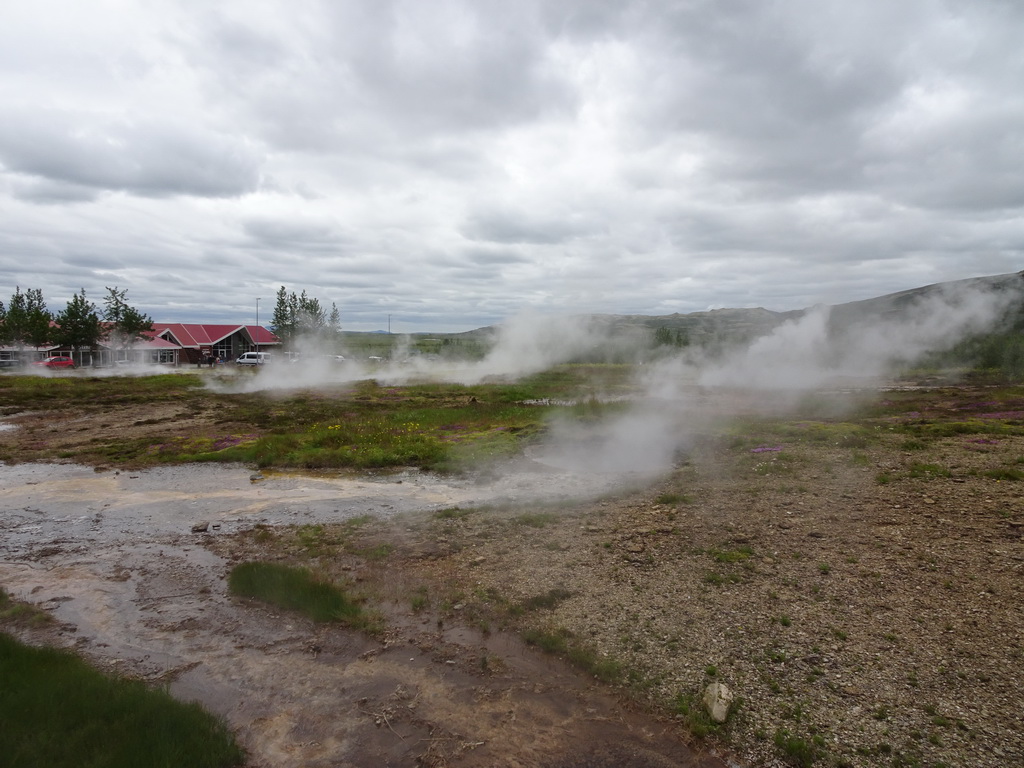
<box><xmin>3</xmin><ymin>363</ymin><xmax>1024</xmax><ymax>767</ymax></box>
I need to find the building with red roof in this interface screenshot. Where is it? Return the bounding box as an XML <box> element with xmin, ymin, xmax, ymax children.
<box><xmin>151</xmin><ymin>323</ymin><xmax>280</xmax><ymax>365</ymax></box>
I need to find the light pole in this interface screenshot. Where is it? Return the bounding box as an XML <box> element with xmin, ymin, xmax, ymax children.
<box><xmin>255</xmin><ymin>298</ymin><xmax>260</xmax><ymax>355</ymax></box>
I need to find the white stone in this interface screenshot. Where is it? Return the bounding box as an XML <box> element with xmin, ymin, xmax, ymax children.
<box><xmin>703</xmin><ymin>682</ymin><xmax>733</xmax><ymax>723</ymax></box>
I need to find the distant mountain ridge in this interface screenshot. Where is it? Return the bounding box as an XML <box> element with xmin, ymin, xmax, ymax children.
<box><xmin>448</xmin><ymin>271</ymin><xmax>1023</xmax><ymax>344</ymax></box>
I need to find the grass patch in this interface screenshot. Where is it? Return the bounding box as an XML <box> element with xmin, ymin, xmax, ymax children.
<box><xmin>774</xmin><ymin>728</ymin><xmax>825</xmax><ymax>767</ymax></box>
<box><xmin>519</xmin><ymin>587</ymin><xmax>573</xmax><ymax>612</ymax></box>
<box><xmin>704</xmin><ymin>571</ymin><xmax>743</xmax><ymax>586</ymax></box>
<box><xmin>0</xmin><ymin>587</ymin><xmax>54</xmax><ymax>627</ymax></box>
<box><xmin>673</xmin><ymin>689</ymin><xmax>723</xmax><ymax>739</ymax></box>
<box><xmin>709</xmin><ymin>545</ymin><xmax>754</xmax><ymax>563</ymax></box>
<box><xmin>512</xmin><ymin>512</ymin><xmax>558</xmax><ymax>528</ymax></box>
<box><xmin>522</xmin><ymin>626</ymin><xmax>622</xmax><ymax>683</ymax></box>
<box><xmin>228</xmin><ymin>561</ymin><xmax>370</xmax><ymax>628</ymax></box>
<box><xmin>983</xmin><ymin>467</ymin><xmax>1024</xmax><ymax>481</ymax></box>
<box><xmin>908</xmin><ymin>462</ymin><xmax>952</xmax><ymax>479</ymax></box>
<box><xmin>0</xmin><ymin>631</ymin><xmax>243</xmax><ymax>768</ymax></box>
<box><xmin>434</xmin><ymin>506</ymin><xmax>473</xmax><ymax>520</ymax></box>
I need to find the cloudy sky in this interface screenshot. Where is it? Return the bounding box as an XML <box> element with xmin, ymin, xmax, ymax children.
<box><xmin>1</xmin><ymin>0</ymin><xmax>1021</xmax><ymax>332</ymax></box>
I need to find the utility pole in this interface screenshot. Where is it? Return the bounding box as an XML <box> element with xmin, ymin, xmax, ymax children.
<box><xmin>255</xmin><ymin>298</ymin><xmax>260</xmax><ymax>355</ymax></box>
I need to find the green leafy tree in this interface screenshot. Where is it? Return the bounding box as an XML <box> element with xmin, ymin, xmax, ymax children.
<box><xmin>2</xmin><ymin>287</ymin><xmax>51</xmax><ymax>349</ymax></box>
<box><xmin>53</xmin><ymin>289</ymin><xmax>102</xmax><ymax>362</ymax></box>
<box><xmin>102</xmin><ymin>286</ymin><xmax>153</xmax><ymax>356</ymax></box>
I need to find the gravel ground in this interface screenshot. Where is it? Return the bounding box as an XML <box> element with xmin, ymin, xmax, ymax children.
<box><xmin>317</xmin><ymin>391</ymin><xmax>1024</xmax><ymax>768</ymax></box>
<box><xmin>3</xmin><ymin>378</ymin><xmax>1022</xmax><ymax>767</ymax></box>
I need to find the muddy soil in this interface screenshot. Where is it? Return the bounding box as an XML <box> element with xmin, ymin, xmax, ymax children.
<box><xmin>0</xmin><ymin>463</ymin><xmax>725</xmax><ymax>768</ymax></box>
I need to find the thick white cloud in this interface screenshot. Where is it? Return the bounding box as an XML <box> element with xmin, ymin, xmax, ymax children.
<box><xmin>0</xmin><ymin>0</ymin><xmax>1021</xmax><ymax>331</ymax></box>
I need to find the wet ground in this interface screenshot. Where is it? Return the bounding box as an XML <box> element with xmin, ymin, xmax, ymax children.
<box><xmin>0</xmin><ymin>462</ymin><xmax>727</xmax><ymax>768</ymax></box>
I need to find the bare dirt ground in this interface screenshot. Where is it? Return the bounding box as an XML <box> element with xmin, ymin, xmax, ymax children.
<box><xmin>2</xmin><ymin>381</ymin><xmax>1023</xmax><ymax>767</ymax></box>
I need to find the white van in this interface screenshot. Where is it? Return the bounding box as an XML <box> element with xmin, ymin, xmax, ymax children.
<box><xmin>236</xmin><ymin>352</ymin><xmax>272</xmax><ymax>366</ymax></box>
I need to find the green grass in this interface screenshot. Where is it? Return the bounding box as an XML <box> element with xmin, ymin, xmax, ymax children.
<box><xmin>522</xmin><ymin>626</ymin><xmax>623</xmax><ymax>683</ymax></box>
<box><xmin>512</xmin><ymin>512</ymin><xmax>558</xmax><ymax>528</ymax></box>
<box><xmin>227</xmin><ymin>561</ymin><xmax>370</xmax><ymax>627</ymax></box>
<box><xmin>433</xmin><ymin>506</ymin><xmax>474</xmax><ymax>520</ymax></box>
<box><xmin>672</xmin><ymin>689</ymin><xmax>724</xmax><ymax>739</ymax></box>
<box><xmin>0</xmin><ymin>632</ymin><xmax>243</xmax><ymax>768</ymax></box>
<box><xmin>774</xmin><ymin>728</ymin><xmax>825</xmax><ymax>767</ymax></box>
<box><xmin>519</xmin><ymin>587</ymin><xmax>573</xmax><ymax>611</ymax></box>
<box><xmin>709</xmin><ymin>545</ymin><xmax>754</xmax><ymax>563</ymax></box>
<box><xmin>908</xmin><ymin>462</ymin><xmax>952</xmax><ymax>479</ymax></box>
<box><xmin>0</xmin><ymin>587</ymin><xmax>53</xmax><ymax>627</ymax></box>
<box><xmin>983</xmin><ymin>467</ymin><xmax>1024</xmax><ymax>481</ymax></box>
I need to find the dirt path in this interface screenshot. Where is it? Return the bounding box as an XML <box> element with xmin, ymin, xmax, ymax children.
<box><xmin>0</xmin><ymin>462</ymin><xmax>726</xmax><ymax>768</ymax></box>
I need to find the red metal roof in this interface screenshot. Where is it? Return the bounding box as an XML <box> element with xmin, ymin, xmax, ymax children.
<box><xmin>151</xmin><ymin>323</ymin><xmax>279</xmax><ymax>348</ymax></box>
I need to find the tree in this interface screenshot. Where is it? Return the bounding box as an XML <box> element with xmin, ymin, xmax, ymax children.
<box><xmin>2</xmin><ymin>287</ymin><xmax>51</xmax><ymax>349</ymax></box>
<box><xmin>24</xmin><ymin>289</ymin><xmax>51</xmax><ymax>347</ymax></box>
<box><xmin>102</xmin><ymin>286</ymin><xmax>153</xmax><ymax>356</ymax></box>
<box><xmin>270</xmin><ymin>286</ymin><xmax>294</xmax><ymax>345</ymax></box>
<box><xmin>295</xmin><ymin>290</ymin><xmax>326</xmax><ymax>336</ymax></box>
<box><xmin>328</xmin><ymin>302</ymin><xmax>341</xmax><ymax>334</ymax></box>
<box><xmin>270</xmin><ymin>287</ymin><xmax>336</xmax><ymax>348</ymax></box>
<box><xmin>54</xmin><ymin>289</ymin><xmax>102</xmax><ymax>362</ymax></box>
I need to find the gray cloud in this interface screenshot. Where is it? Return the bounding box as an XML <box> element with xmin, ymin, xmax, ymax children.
<box><xmin>0</xmin><ymin>109</ymin><xmax>263</xmax><ymax>198</ymax></box>
<box><xmin>0</xmin><ymin>0</ymin><xmax>1021</xmax><ymax>331</ymax></box>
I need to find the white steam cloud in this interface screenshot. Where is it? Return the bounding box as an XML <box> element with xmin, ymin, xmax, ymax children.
<box><xmin>206</xmin><ymin>279</ymin><xmax>1020</xmax><ymax>483</ymax></box>
<box><xmin>537</xmin><ymin>279</ymin><xmax>1021</xmax><ymax>476</ymax></box>
<box><xmin>209</xmin><ymin>312</ymin><xmax>646</xmax><ymax>394</ymax></box>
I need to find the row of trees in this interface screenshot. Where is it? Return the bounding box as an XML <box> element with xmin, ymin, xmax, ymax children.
<box><xmin>270</xmin><ymin>287</ymin><xmax>341</xmax><ymax>346</ymax></box>
<box><xmin>0</xmin><ymin>286</ymin><xmax>153</xmax><ymax>355</ymax></box>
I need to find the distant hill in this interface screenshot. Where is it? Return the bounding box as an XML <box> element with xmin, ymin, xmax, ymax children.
<box><xmin>514</xmin><ymin>272</ymin><xmax>1022</xmax><ymax>343</ymax></box>
<box><xmin>387</xmin><ymin>271</ymin><xmax>1024</xmax><ymax>347</ymax></box>
<box><xmin>826</xmin><ymin>271</ymin><xmax>1024</xmax><ymax>328</ymax></box>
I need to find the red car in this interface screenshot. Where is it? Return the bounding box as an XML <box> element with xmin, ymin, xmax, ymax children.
<box><xmin>33</xmin><ymin>356</ymin><xmax>76</xmax><ymax>369</ymax></box>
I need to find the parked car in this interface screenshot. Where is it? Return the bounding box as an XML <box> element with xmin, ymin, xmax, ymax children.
<box><xmin>33</xmin><ymin>356</ymin><xmax>76</xmax><ymax>369</ymax></box>
<box><xmin>236</xmin><ymin>352</ymin><xmax>272</xmax><ymax>366</ymax></box>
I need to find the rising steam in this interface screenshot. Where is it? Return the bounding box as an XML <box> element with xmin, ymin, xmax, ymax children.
<box><xmin>207</xmin><ymin>277</ymin><xmax>1021</xmax><ymax>481</ymax></box>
